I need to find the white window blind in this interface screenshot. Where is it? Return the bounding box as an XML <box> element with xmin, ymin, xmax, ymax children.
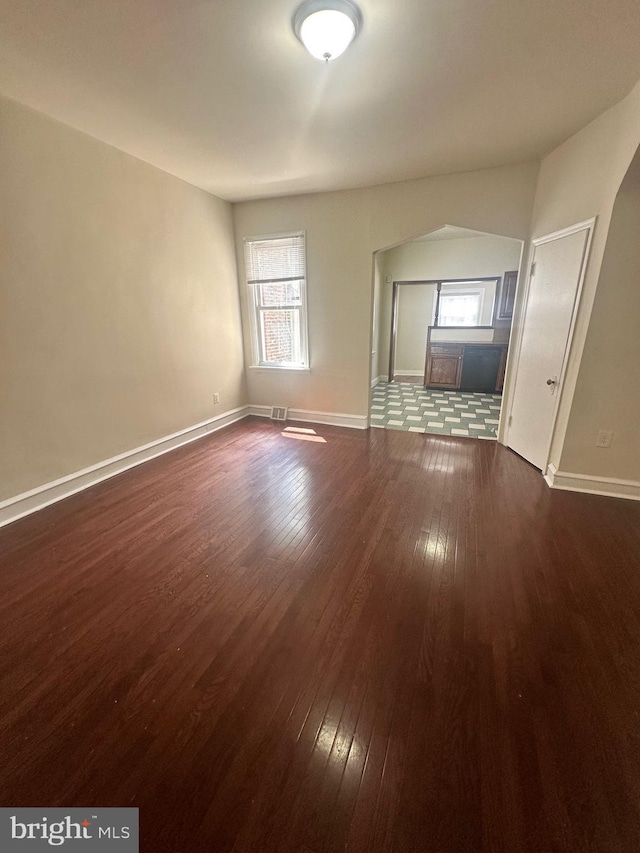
<box><xmin>244</xmin><ymin>233</ymin><xmax>309</xmax><ymax>369</ymax></box>
<box><xmin>245</xmin><ymin>234</ymin><xmax>306</xmax><ymax>285</ymax></box>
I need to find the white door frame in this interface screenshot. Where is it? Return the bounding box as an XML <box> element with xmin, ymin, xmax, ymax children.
<box><xmin>503</xmin><ymin>217</ymin><xmax>596</xmax><ymax>475</ymax></box>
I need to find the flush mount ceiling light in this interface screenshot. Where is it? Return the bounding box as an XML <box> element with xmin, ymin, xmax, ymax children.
<box><xmin>293</xmin><ymin>0</ymin><xmax>363</xmax><ymax>62</ymax></box>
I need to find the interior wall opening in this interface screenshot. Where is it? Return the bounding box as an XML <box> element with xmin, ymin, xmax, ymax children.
<box><xmin>370</xmin><ymin>226</ymin><xmax>524</xmax><ymax>440</ymax></box>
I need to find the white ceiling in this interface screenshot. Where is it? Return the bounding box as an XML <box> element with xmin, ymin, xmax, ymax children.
<box><xmin>413</xmin><ymin>226</ymin><xmax>496</xmax><ymax>242</ymax></box>
<box><xmin>1</xmin><ymin>0</ymin><xmax>639</xmax><ymax>202</ymax></box>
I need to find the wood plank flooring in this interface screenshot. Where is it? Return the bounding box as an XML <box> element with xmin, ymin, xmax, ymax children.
<box><xmin>1</xmin><ymin>418</ymin><xmax>640</xmax><ymax>852</ymax></box>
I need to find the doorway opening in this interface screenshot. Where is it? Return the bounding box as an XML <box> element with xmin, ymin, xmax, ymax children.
<box><xmin>370</xmin><ymin>226</ymin><xmax>523</xmax><ymax>439</ymax></box>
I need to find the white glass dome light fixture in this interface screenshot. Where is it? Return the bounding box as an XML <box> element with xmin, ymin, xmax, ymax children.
<box><xmin>293</xmin><ymin>0</ymin><xmax>363</xmax><ymax>62</ymax></box>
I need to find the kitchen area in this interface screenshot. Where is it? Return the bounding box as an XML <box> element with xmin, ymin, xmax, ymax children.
<box><xmin>371</xmin><ymin>229</ymin><xmax>521</xmax><ymax>438</ymax></box>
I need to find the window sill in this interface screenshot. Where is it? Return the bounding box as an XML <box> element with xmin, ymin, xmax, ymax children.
<box><xmin>249</xmin><ymin>365</ymin><xmax>311</xmax><ymax>372</ymax></box>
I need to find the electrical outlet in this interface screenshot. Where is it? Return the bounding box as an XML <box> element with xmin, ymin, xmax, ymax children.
<box><xmin>596</xmin><ymin>430</ymin><xmax>613</xmax><ymax>448</ymax></box>
<box><xmin>213</xmin><ymin>392</ymin><xmax>220</xmax><ymax>405</ymax></box>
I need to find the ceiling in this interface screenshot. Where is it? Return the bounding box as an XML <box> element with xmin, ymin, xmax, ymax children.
<box><xmin>413</xmin><ymin>226</ymin><xmax>499</xmax><ymax>243</ymax></box>
<box><xmin>1</xmin><ymin>0</ymin><xmax>639</xmax><ymax>202</ymax></box>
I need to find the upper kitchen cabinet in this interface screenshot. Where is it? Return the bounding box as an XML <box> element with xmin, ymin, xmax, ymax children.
<box><xmin>494</xmin><ymin>270</ymin><xmax>518</xmax><ymax>321</ymax></box>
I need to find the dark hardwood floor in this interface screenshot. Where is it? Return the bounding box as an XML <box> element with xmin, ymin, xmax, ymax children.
<box><xmin>1</xmin><ymin>418</ymin><xmax>640</xmax><ymax>852</ymax></box>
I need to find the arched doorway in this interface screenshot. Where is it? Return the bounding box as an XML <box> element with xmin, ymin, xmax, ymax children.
<box><xmin>370</xmin><ymin>225</ymin><xmax>523</xmax><ymax>440</ymax></box>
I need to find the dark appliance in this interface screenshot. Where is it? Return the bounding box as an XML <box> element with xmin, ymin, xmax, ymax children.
<box><xmin>459</xmin><ymin>346</ymin><xmax>503</xmax><ymax>393</ymax></box>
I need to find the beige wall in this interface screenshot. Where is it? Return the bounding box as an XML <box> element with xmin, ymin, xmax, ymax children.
<box><xmin>378</xmin><ymin>235</ymin><xmax>522</xmax><ymax>376</ymax></box>
<box><xmin>520</xmin><ymin>79</ymin><xmax>640</xmax><ymax>478</ymax></box>
<box><xmin>393</xmin><ymin>285</ymin><xmax>437</xmax><ymax>375</ymax></box>
<box><xmin>233</xmin><ymin>163</ymin><xmax>538</xmax><ymax>416</ymax></box>
<box><xmin>0</xmin><ymin>95</ymin><xmax>246</xmax><ymax>501</ymax></box>
<box><xmin>560</xmin><ymin>149</ymin><xmax>640</xmax><ymax>480</ymax></box>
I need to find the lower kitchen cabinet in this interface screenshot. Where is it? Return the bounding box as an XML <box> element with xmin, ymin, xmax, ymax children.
<box><xmin>424</xmin><ymin>340</ymin><xmax>508</xmax><ymax>393</ymax></box>
<box><xmin>424</xmin><ymin>344</ymin><xmax>463</xmax><ymax>389</ymax></box>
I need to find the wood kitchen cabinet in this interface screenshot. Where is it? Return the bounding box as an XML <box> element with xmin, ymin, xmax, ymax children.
<box><xmin>424</xmin><ymin>330</ymin><xmax>508</xmax><ymax>393</ymax></box>
<box><xmin>494</xmin><ymin>270</ymin><xmax>518</xmax><ymax>321</ymax></box>
<box><xmin>424</xmin><ymin>343</ymin><xmax>463</xmax><ymax>389</ymax></box>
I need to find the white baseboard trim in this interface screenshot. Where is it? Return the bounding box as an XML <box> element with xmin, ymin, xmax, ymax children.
<box><xmin>1</xmin><ymin>402</ymin><xmax>371</xmax><ymax>530</ymax></box>
<box><xmin>545</xmin><ymin>464</ymin><xmax>640</xmax><ymax>501</ymax></box>
<box><xmin>0</xmin><ymin>406</ymin><xmax>250</xmax><ymax>529</ymax></box>
<box><xmin>248</xmin><ymin>405</ymin><xmax>368</xmax><ymax>430</ymax></box>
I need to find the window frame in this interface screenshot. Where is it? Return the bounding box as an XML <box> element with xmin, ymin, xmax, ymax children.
<box><xmin>244</xmin><ymin>231</ymin><xmax>310</xmax><ymax>370</ymax></box>
<box><xmin>434</xmin><ymin>287</ymin><xmax>485</xmax><ymax>327</ymax></box>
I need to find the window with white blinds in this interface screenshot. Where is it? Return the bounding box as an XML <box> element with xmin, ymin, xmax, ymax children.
<box><xmin>244</xmin><ymin>233</ymin><xmax>309</xmax><ymax>368</ymax></box>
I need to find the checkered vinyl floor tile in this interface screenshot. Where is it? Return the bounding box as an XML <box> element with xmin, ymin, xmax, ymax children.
<box><xmin>370</xmin><ymin>381</ymin><xmax>502</xmax><ymax>439</ymax></box>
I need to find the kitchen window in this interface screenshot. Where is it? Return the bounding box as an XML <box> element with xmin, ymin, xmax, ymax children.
<box><xmin>437</xmin><ymin>290</ymin><xmax>483</xmax><ymax>326</ymax></box>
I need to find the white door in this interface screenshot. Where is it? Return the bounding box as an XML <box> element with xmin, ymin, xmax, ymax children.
<box><xmin>507</xmin><ymin>222</ymin><xmax>593</xmax><ymax>470</ymax></box>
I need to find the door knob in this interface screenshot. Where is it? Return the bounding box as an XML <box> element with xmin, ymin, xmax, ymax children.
<box><xmin>546</xmin><ymin>378</ymin><xmax>556</xmax><ymax>386</ymax></box>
